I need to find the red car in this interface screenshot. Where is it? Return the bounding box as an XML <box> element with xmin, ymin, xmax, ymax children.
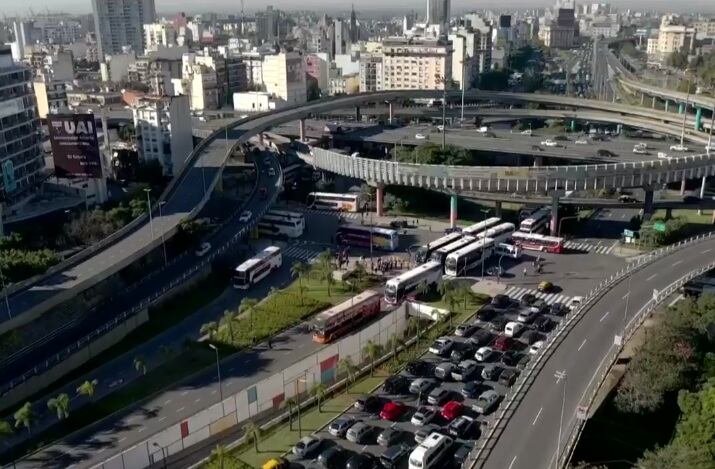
<box><xmin>441</xmin><ymin>400</ymin><xmax>464</xmax><ymax>421</ymax></box>
<box><xmin>380</xmin><ymin>401</ymin><xmax>407</xmax><ymax>421</ymax></box>
<box><xmin>493</xmin><ymin>334</ymin><xmax>514</xmax><ymax>351</ymax></box>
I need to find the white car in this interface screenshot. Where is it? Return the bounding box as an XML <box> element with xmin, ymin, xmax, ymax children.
<box><xmin>657</xmin><ymin>152</ymin><xmax>671</xmax><ymax>159</ymax></box>
<box><xmin>670</xmin><ymin>144</ymin><xmax>689</xmax><ymax>152</ymax></box>
<box><xmin>292</xmin><ymin>436</ymin><xmax>321</xmax><ymax>458</ymax></box>
<box><xmin>415</xmin><ymin>133</ymin><xmax>427</xmax><ymax>140</ymax></box>
<box><xmin>529</xmin><ymin>340</ymin><xmax>545</xmax><ymax>355</ymax></box>
<box><xmin>575</xmin><ymin>139</ymin><xmax>588</xmax><ymax>145</ymax></box>
<box><xmin>632</xmin><ymin>147</ymin><xmax>648</xmax><ymax>154</ymax></box>
<box><xmin>541</xmin><ymin>139</ymin><xmax>558</xmax><ymax>147</ymax></box>
<box><xmin>411</xmin><ymin>406</ymin><xmax>438</xmax><ymax>426</ymax></box>
<box><xmin>477</xmin><ymin>126</ymin><xmax>489</xmax><ymax>133</ymax></box>
<box><xmin>520</xmin><ymin>129</ymin><xmax>532</xmax><ymax>136</ymax></box>
<box><xmin>437</xmin><ymin>125</ymin><xmax>445</xmax><ymax>131</ymax></box>
<box><xmin>195</xmin><ymin>242</ymin><xmax>211</xmax><ymax>257</ymax></box>
<box><xmin>474</xmin><ymin>346</ymin><xmax>494</xmax><ymax>362</ymax></box>
<box><xmin>568</xmin><ymin>296</ymin><xmax>584</xmax><ymax>311</ymax></box>
<box><xmin>239</xmin><ymin>210</ymin><xmax>252</xmax><ymax>222</ymax></box>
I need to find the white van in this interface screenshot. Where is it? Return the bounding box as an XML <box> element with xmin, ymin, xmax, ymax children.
<box><xmin>504</xmin><ymin>321</ymin><xmax>524</xmax><ymax>337</ymax></box>
<box><xmin>496</xmin><ymin>243</ymin><xmax>522</xmax><ymax>259</ymax></box>
<box><xmin>408</xmin><ymin>432</ymin><xmax>453</xmax><ymax>469</ymax></box>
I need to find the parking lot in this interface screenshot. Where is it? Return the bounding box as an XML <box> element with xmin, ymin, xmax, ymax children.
<box><xmin>283</xmin><ymin>291</ymin><xmax>578</xmax><ymax>469</ymax></box>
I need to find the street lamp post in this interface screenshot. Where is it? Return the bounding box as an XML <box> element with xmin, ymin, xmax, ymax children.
<box><xmin>496</xmin><ymin>253</ymin><xmax>506</xmax><ymax>283</ymax></box>
<box><xmin>622</xmin><ymin>274</ymin><xmax>632</xmax><ymax>342</ymax></box>
<box><xmin>679</xmin><ymin>73</ymin><xmax>693</xmax><ymax>147</ymax></box>
<box><xmin>479</xmin><ymin>208</ymin><xmax>490</xmax><ymax>279</ymax></box>
<box><xmin>554</xmin><ymin>370</ymin><xmax>568</xmax><ymax>469</ymax></box>
<box><xmin>152</xmin><ymin>442</ymin><xmax>168</xmax><ymax>469</ymax></box>
<box><xmin>144</xmin><ymin>188</ymin><xmax>154</xmax><ymax>240</ymax></box>
<box><xmin>158</xmin><ymin>201</ymin><xmax>168</xmax><ymax>266</ymax></box>
<box><xmin>0</xmin><ymin>264</ymin><xmax>11</xmax><ymax>319</ymax></box>
<box><xmin>208</xmin><ymin>344</ymin><xmax>225</xmax><ymax>416</ymax></box>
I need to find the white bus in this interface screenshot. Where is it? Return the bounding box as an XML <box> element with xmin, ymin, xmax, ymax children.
<box><xmin>384</xmin><ymin>261</ymin><xmax>443</xmax><ymax>304</ymax></box>
<box><xmin>476</xmin><ymin>222</ymin><xmax>516</xmax><ymax>244</ymax></box>
<box><xmin>264</xmin><ymin>209</ymin><xmax>306</xmax><ymax>231</ymax></box>
<box><xmin>408</xmin><ymin>432</ymin><xmax>454</xmax><ymax>469</ymax></box>
<box><xmin>258</xmin><ymin>213</ymin><xmax>304</xmax><ymax>238</ymax></box>
<box><xmin>519</xmin><ymin>207</ymin><xmax>551</xmax><ymax>233</ymax></box>
<box><xmin>461</xmin><ymin>217</ymin><xmax>502</xmax><ymax>236</ymax></box>
<box><xmin>429</xmin><ymin>236</ymin><xmax>478</xmax><ymax>265</ymax></box>
<box><xmin>233</xmin><ymin>246</ymin><xmax>282</xmax><ymax>289</ymax></box>
<box><xmin>414</xmin><ymin>232</ymin><xmax>464</xmax><ymax>264</ymax></box>
<box><xmin>495</xmin><ymin>243</ymin><xmax>523</xmax><ymax>259</ymax></box>
<box><xmin>444</xmin><ymin>238</ymin><xmax>496</xmax><ymax>277</ymax></box>
<box><xmin>307</xmin><ymin>192</ymin><xmax>361</xmax><ymax>212</ymax></box>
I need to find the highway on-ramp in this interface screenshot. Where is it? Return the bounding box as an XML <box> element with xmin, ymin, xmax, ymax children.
<box><xmin>478</xmin><ymin>235</ymin><xmax>715</xmax><ymax>469</ymax></box>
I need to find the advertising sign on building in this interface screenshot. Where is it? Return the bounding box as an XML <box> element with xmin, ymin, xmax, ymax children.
<box><xmin>47</xmin><ymin>114</ymin><xmax>103</xmax><ymax>178</ymax></box>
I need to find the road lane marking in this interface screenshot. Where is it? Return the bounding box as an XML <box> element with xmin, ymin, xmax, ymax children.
<box><xmin>702</xmin><ymin>249</ymin><xmax>712</xmax><ymax>254</ymax></box>
<box><xmin>599</xmin><ymin>311</ymin><xmax>610</xmax><ymax>322</ymax></box>
<box><xmin>508</xmin><ymin>455</ymin><xmax>518</xmax><ymax>469</ymax></box>
<box><xmin>163</xmin><ymin>399</ymin><xmax>172</xmax><ymax>405</ymax></box>
<box><xmin>180</xmin><ymin>391</ymin><xmax>189</xmax><ymax>396</ymax></box>
<box><xmin>176</xmin><ymin>407</ymin><xmax>185</xmax><ymax>413</ymax></box>
<box><xmin>578</xmin><ymin>339</ymin><xmax>587</xmax><ymax>351</ymax></box>
<box><xmin>211</xmin><ymin>390</ymin><xmax>217</xmax><ymax>395</ymax></box>
<box><xmin>532</xmin><ymin>407</ymin><xmax>543</xmax><ymax>426</ymax></box>
<box><xmin>158</xmin><ymin>416</ymin><xmax>167</xmax><ymax>422</ymax></box>
<box><xmin>622</xmin><ymin>292</ymin><xmax>630</xmax><ymax>300</ymax></box>
<box><xmin>137</xmin><ymin>427</ymin><xmax>145</xmax><ymax>433</ymax></box>
<box><xmin>646</xmin><ymin>273</ymin><xmax>658</xmax><ymax>281</ymax></box>
<box><xmin>668</xmin><ymin>294</ymin><xmax>684</xmax><ymax>307</ymax></box>
<box><xmin>194</xmin><ymin>398</ymin><xmax>201</xmax><ymax>403</ymax></box>
<box><xmin>118</xmin><ymin>437</ymin><xmax>126</xmax><ymax>443</ymax></box>
<box><xmin>673</xmin><ymin>260</ymin><xmax>683</xmax><ymax>266</ymax></box>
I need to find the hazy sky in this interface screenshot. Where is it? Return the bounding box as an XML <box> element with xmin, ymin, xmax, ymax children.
<box><xmin>5</xmin><ymin>0</ymin><xmax>715</xmax><ymax>16</ymax></box>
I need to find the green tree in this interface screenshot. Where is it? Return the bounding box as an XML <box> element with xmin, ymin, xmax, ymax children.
<box><xmin>200</xmin><ymin>321</ymin><xmax>219</xmax><ymax>340</ymax></box>
<box><xmin>239</xmin><ymin>298</ymin><xmax>259</xmax><ymax>343</ymax></box>
<box><xmin>133</xmin><ymin>356</ymin><xmax>147</xmax><ymax>375</ymax></box>
<box><xmin>668</xmin><ymin>48</ymin><xmax>690</xmax><ymax>70</ymax></box>
<box><xmin>456</xmin><ymin>283</ymin><xmax>473</xmax><ymax>312</ymax></box>
<box><xmin>0</xmin><ymin>419</ymin><xmax>13</xmax><ymax>440</ymax></box>
<box><xmin>205</xmin><ymin>443</ymin><xmax>244</xmax><ymax>469</ymax></box>
<box><xmin>283</xmin><ymin>397</ymin><xmax>298</xmax><ymax>430</ymax></box>
<box><xmin>311</xmin><ymin>383</ymin><xmax>328</xmax><ymax>412</ymax></box>
<box><xmin>338</xmin><ymin>357</ymin><xmax>359</xmax><ymax>393</ymax></box>
<box><xmin>290</xmin><ymin>261</ymin><xmax>310</xmax><ymax>305</ymax></box>
<box><xmin>76</xmin><ymin>379</ymin><xmax>98</xmax><ymax>402</ymax></box>
<box><xmin>416</xmin><ymin>280</ymin><xmax>430</xmax><ymax>300</ymax></box>
<box><xmin>13</xmin><ymin>402</ymin><xmax>34</xmax><ymax>434</ymax></box>
<box><xmin>242</xmin><ymin>420</ymin><xmax>260</xmax><ymax>453</ymax></box>
<box><xmin>221</xmin><ymin>310</ymin><xmax>236</xmax><ymax>342</ymax></box>
<box><xmin>363</xmin><ymin>340</ymin><xmax>383</xmax><ymax>376</ymax></box>
<box><xmin>322</xmin><ymin>268</ymin><xmax>336</xmax><ymax>297</ymax></box>
<box><xmin>47</xmin><ymin>393</ymin><xmax>71</xmax><ymax>421</ymax></box>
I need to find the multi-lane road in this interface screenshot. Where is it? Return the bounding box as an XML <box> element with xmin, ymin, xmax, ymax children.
<box><xmin>479</xmin><ymin>235</ymin><xmax>715</xmax><ymax>469</ymax></box>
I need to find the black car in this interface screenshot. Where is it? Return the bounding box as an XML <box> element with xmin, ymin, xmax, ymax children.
<box><xmin>346</xmin><ymin>453</ymin><xmax>379</xmax><ymax>469</ymax></box>
<box><xmin>520</xmin><ymin>294</ymin><xmax>537</xmax><ymax>306</ymax></box>
<box><xmin>498</xmin><ymin>369</ymin><xmax>519</xmax><ymax>387</ymax></box>
<box><xmin>549</xmin><ymin>302</ymin><xmax>567</xmax><ymax>316</ymax></box>
<box><xmin>516</xmin><ymin>353</ymin><xmax>532</xmax><ymax>371</ymax></box>
<box><xmin>450</xmin><ymin>342</ymin><xmax>477</xmax><ymax>362</ymax></box>
<box><xmin>531</xmin><ymin>316</ymin><xmax>552</xmax><ymax>332</ymax></box>
<box><xmin>531</xmin><ymin>299</ymin><xmax>548</xmax><ymax>313</ymax></box>
<box><xmin>469</xmin><ymin>329</ymin><xmax>493</xmax><ymax>346</ymax></box>
<box><xmin>597</xmin><ymin>149</ymin><xmax>618</xmax><ymax>157</ymax></box>
<box><xmin>405</xmin><ymin>360</ymin><xmax>433</xmax><ymax>377</ymax></box>
<box><xmin>448</xmin><ymin>416</ymin><xmax>477</xmax><ymax>438</ymax></box>
<box><xmin>491</xmin><ymin>294</ymin><xmax>510</xmax><ymax>308</ymax></box>
<box><xmin>379</xmin><ymin>444</ymin><xmax>412</xmax><ymax>469</ymax></box>
<box><xmin>355</xmin><ymin>395</ymin><xmax>381</xmax><ymax>412</ymax></box>
<box><xmin>453</xmin><ymin>445</ymin><xmax>472</xmax><ymax>466</ymax></box>
<box><xmin>477</xmin><ymin>305</ymin><xmax>498</xmax><ymax>321</ymax></box>
<box><xmin>318</xmin><ymin>446</ymin><xmax>346</xmax><ymax>469</ymax></box>
<box><xmin>500</xmin><ymin>350</ymin><xmax>521</xmax><ymax>367</ymax></box>
<box><xmin>382</xmin><ymin>375</ymin><xmax>410</xmax><ymax>395</ymax></box>
<box><xmin>461</xmin><ymin>380</ymin><xmax>490</xmax><ymax>399</ymax></box>
<box><xmin>489</xmin><ymin>317</ymin><xmax>508</xmax><ymax>332</ymax></box>
<box><xmin>521</xmin><ymin>330</ymin><xmax>543</xmax><ymax>345</ymax></box>
<box><xmin>683</xmin><ymin>195</ymin><xmax>701</xmax><ymax>204</ymax></box>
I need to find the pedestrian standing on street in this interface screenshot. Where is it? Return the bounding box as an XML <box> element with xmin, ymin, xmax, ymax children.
<box><xmin>523</xmin><ymin>267</ymin><xmax>528</xmax><ymax>277</ymax></box>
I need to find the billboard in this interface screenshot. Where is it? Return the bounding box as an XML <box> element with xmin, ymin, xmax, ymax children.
<box><xmin>48</xmin><ymin>114</ymin><xmax>103</xmax><ymax>178</ymax></box>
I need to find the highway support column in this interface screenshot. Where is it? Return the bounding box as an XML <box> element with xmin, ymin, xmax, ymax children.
<box><xmin>450</xmin><ymin>194</ymin><xmax>458</xmax><ymax>228</ymax></box>
<box><xmin>356</xmin><ymin>106</ymin><xmax>361</xmax><ymax>122</ymax></box>
<box><xmin>643</xmin><ymin>189</ymin><xmax>654</xmax><ymax>220</ymax></box>
<box><xmin>699</xmin><ymin>176</ymin><xmax>707</xmax><ymax>215</ymax></box>
<box><xmin>494</xmin><ymin>201</ymin><xmax>502</xmax><ymax>218</ymax></box>
<box><xmin>299</xmin><ymin>118</ymin><xmax>306</xmax><ymax>141</ymax></box>
<box><xmin>680</xmin><ymin>177</ymin><xmax>687</xmax><ymax>196</ymax></box>
<box><xmin>550</xmin><ymin>194</ymin><xmax>559</xmax><ymax>236</ymax></box>
<box><xmin>533</xmin><ymin>156</ymin><xmax>543</xmax><ymax>167</ymax></box>
<box><xmin>695</xmin><ymin>107</ymin><xmax>703</xmax><ymax>131</ymax></box>
<box><xmin>375</xmin><ymin>184</ymin><xmax>385</xmax><ymax>217</ymax></box>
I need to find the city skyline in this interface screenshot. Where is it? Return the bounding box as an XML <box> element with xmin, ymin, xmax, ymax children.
<box><xmin>4</xmin><ymin>0</ymin><xmax>715</xmax><ymax>16</ymax></box>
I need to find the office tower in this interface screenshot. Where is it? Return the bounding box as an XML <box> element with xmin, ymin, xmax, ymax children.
<box><xmin>426</xmin><ymin>0</ymin><xmax>451</xmax><ymax>27</ymax></box>
<box><xmin>92</xmin><ymin>0</ymin><xmax>157</xmax><ymax>59</ymax></box>
<box><xmin>349</xmin><ymin>5</ymin><xmax>359</xmax><ymax>43</ymax></box>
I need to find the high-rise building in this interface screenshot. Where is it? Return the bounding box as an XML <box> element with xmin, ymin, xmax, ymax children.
<box><xmin>426</xmin><ymin>0</ymin><xmax>451</xmax><ymax>27</ymax></box>
<box><xmin>334</xmin><ymin>20</ymin><xmax>349</xmax><ymax>56</ymax></box>
<box><xmin>349</xmin><ymin>5</ymin><xmax>359</xmax><ymax>43</ymax></box>
<box><xmin>0</xmin><ymin>46</ymin><xmax>45</xmax><ymax>208</ymax></box>
<box><xmin>92</xmin><ymin>0</ymin><xmax>157</xmax><ymax>59</ymax></box>
<box><xmin>359</xmin><ymin>54</ymin><xmax>383</xmax><ymax>92</ymax></box>
<box><xmin>262</xmin><ymin>51</ymin><xmax>307</xmax><ymax>106</ymax></box>
<box><xmin>382</xmin><ymin>37</ymin><xmax>452</xmax><ymax>90</ymax></box>
<box><xmin>144</xmin><ymin>22</ymin><xmax>178</xmax><ymax>52</ymax></box>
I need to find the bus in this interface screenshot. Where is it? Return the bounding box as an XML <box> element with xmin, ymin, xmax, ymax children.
<box><xmin>312</xmin><ymin>290</ymin><xmax>382</xmax><ymax>343</ymax></box>
<box><xmin>476</xmin><ymin>222</ymin><xmax>516</xmax><ymax>244</ymax></box>
<box><xmin>307</xmin><ymin>192</ymin><xmax>361</xmax><ymax>212</ymax></box>
<box><xmin>233</xmin><ymin>246</ymin><xmax>282</xmax><ymax>289</ymax></box>
<box><xmin>430</xmin><ymin>236</ymin><xmax>478</xmax><ymax>265</ymax></box>
<box><xmin>408</xmin><ymin>432</ymin><xmax>453</xmax><ymax>469</ymax></box>
<box><xmin>258</xmin><ymin>213</ymin><xmax>304</xmax><ymax>238</ymax></box>
<box><xmin>414</xmin><ymin>232</ymin><xmax>463</xmax><ymax>264</ymax></box>
<box><xmin>384</xmin><ymin>261</ymin><xmax>443</xmax><ymax>304</ymax></box>
<box><xmin>336</xmin><ymin>225</ymin><xmax>399</xmax><ymax>251</ymax></box>
<box><xmin>461</xmin><ymin>217</ymin><xmax>502</xmax><ymax>236</ymax></box>
<box><xmin>444</xmin><ymin>238</ymin><xmax>496</xmax><ymax>277</ymax></box>
<box><xmin>495</xmin><ymin>242</ymin><xmax>523</xmax><ymax>259</ymax></box>
<box><xmin>264</xmin><ymin>209</ymin><xmax>306</xmax><ymax>231</ymax></box>
<box><xmin>519</xmin><ymin>207</ymin><xmax>551</xmax><ymax>233</ymax></box>
<box><xmin>510</xmin><ymin>232</ymin><xmax>565</xmax><ymax>254</ymax></box>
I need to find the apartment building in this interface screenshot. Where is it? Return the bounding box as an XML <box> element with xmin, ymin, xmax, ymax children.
<box><xmin>382</xmin><ymin>37</ymin><xmax>452</xmax><ymax>90</ymax></box>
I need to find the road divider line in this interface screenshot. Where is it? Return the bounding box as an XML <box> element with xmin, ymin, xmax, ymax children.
<box><xmin>673</xmin><ymin>260</ymin><xmax>683</xmax><ymax>266</ymax></box>
<box><xmin>508</xmin><ymin>455</ymin><xmax>518</xmax><ymax>469</ymax></box>
<box><xmin>578</xmin><ymin>339</ymin><xmax>587</xmax><ymax>351</ymax></box>
<box><xmin>158</xmin><ymin>416</ymin><xmax>167</xmax><ymax>422</ymax></box>
<box><xmin>118</xmin><ymin>437</ymin><xmax>126</xmax><ymax>443</ymax></box>
<box><xmin>646</xmin><ymin>273</ymin><xmax>658</xmax><ymax>281</ymax></box>
<box><xmin>176</xmin><ymin>407</ymin><xmax>185</xmax><ymax>413</ymax></box>
<box><xmin>137</xmin><ymin>427</ymin><xmax>145</xmax><ymax>433</ymax></box>
<box><xmin>180</xmin><ymin>391</ymin><xmax>189</xmax><ymax>396</ymax></box>
<box><xmin>622</xmin><ymin>292</ymin><xmax>630</xmax><ymax>300</ymax></box>
<box><xmin>532</xmin><ymin>407</ymin><xmax>543</xmax><ymax>426</ymax></box>
<box><xmin>599</xmin><ymin>311</ymin><xmax>610</xmax><ymax>322</ymax></box>
<box><xmin>163</xmin><ymin>399</ymin><xmax>171</xmax><ymax>405</ymax></box>
<box><xmin>702</xmin><ymin>249</ymin><xmax>712</xmax><ymax>254</ymax></box>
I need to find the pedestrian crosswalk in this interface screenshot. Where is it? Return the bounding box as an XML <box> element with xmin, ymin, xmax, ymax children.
<box><xmin>282</xmin><ymin>245</ymin><xmax>323</xmax><ymax>263</ymax></box>
<box><xmin>563</xmin><ymin>240</ymin><xmax>616</xmax><ymax>255</ymax></box>
<box><xmin>292</xmin><ymin>207</ymin><xmax>361</xmax><ymax>220</ymax></box>
<box><xmin>503</xmin><ymin>286</ymin><xmax>573</xmax><ymax>306</ymax></box>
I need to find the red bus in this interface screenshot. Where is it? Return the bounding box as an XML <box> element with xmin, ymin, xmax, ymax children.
<box><xmin>312</xmin><ymin>290</ymin><xmax>382</xmax><ymax>343</ymax></box>
<box><xmin>510</xmin><ymin>232</ymin><xmax>564</xmax><ymax>254</ymax></box>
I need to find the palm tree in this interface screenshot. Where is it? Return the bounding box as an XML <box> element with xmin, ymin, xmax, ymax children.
<box><xmin>338</xmin><ymin>357</ymin><xmax>359</xmax><ymax>394</ymax></box>
<box><xmin>437</xmin><ymin>279</ymin><xmax>454</xmax><ymax>297</ymax></box>
<box><xmin>456</xmin><ymin>283</ymin><xmax>472</xmax><ymax>312</ymax></box>
<box><xmin>311</xmin><ymin>383</ymin><xmax>328</xmax><ymax>412</ymax></box>
<box><xmin>208</xmin><ymin>444</ymin><xmax>233</xmax><ymax>467</ymax></box>
<box><xmin>47</xmin><ymin>393</ymin><xmax>71</xmax><ymax>421</ymax></box>
<box><xmin>76</xmin><ymin>379</ymin><xmax>98</xmax><ymax>402</ymax></box>
<box><xmin>221</xmin><ymin>310</ymin><xmax>236</xmax><ymax>343</ymax></box>
<box><xmin>416</xmin><ymin>280</ymin><xmax>430</xmax><ymax>300</ymax></box>
<box><xmin>13</xmin><ymin>402</ymin><xmax>34</xmax><ymax>435</ymax></box>
<box><xmin>0</xmin><ymin>420</ymin><xmax>13</xmax><ymax>440</ymax></box>
<box><xmin>295</xmin><ymin>284</ymin><xmax>307</xmax><ymax>306</ymax></box>
<box><xmin>291</xmin><ymin>261</ymin><xmax>310</xmax><ymax>305</ymax></box>
<box><xmin>133</xmin><ymin>356</ymin><xmax>147</xmax><ymax>375</ymax></box>
<box><xmin>388</xmin><ymin>334</ymin><xmax>406</xmax><ymax>363</ymax></box>
<box><xmin>284</xmin><ymin>398</ymin><xmax>298</xmax><ymax>430</ymax></box>
<box><xmin>408</xmin><ymin>317</ymin><xmax>422</xmax><ymax>350</ymax></box>
<box><xmin>200</xmin><ymin>321</ymin><xmax>218</xmax><ymax>340</ymax></box>
<box><xmin>242</xmin><ymin>420</ymin><xmax>260</xmax><ymax>453</ymax></box>
<box><xmin>353</xmin><ymin>261</ymin><xmax>367</xmax><ymax>288</ymax></box>
<box><xmin>239</xmin><ymin>298</ymin><xmax>259</xmax><ymax>343</ymax></box>
<box><xmin>316</xmin><ymin>249</ymin><xmax>333</xmax><ymax>273</ymax></box>
<box><xmin>322</xmin><ymin>268</ymin><xmax>336</xmax><ymax>297</ymax></box>
<box><xmin>363</xmin><ymin>340</ymin><xmax>383</xmax><ymax>376</ymax></box>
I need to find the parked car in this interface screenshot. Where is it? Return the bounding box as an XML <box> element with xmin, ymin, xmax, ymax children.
<box><xmin>481</xmin><ymin>364</ymin><xmax>503</xmax><ymax>381</ymax></box>
<box><xmin>504</xmin><ymin>321</ymin><xmax>524</xmax><ymax>337</ymax></box>
<box><xmin>409</xmin><ymin>378</ymin><xmax>437</xmax><ymax>397</ymax></box>
<box><xmin>239</xmin><ymin>210</ymin><xmax>252</xmax><ymax>222</ymax></box>
<box><xmin>441</xmin><ymin>400</ymin><xmax>464</xmax><ymax>421</ymax></box>
<box><xmin>461</xmin><ymin>380</ymin><xmax>490</xmax><ymax>399</ymax></box>
<box><xmin>531</xmin><ymin>316</ymin><xmax>552</xmax><ymax>332</ymax></box>
<box><xmin>382</xmin><ymin>375</ymin><xmax>410</xmax><ymax>395</ymax></box>
<box><xmin>489</xmin><ymin>317</ymin><xmax>508</xmax><ymax>333</ymax></box>
<box><xmin>538</xmin><ymin>281</ymin><xmax>554</xmax><ymax>292</ymax></box>
<box><xmin>492</xmin><ymin>334</ymin><xmax>514</xmax><ymax>351</ymax></box>
<box><xmin>195</xmin><ymin>242</ymin><xmax>211</xmax><ymax>257</ymax></box>
<box><xmin>429</xmin><ymin>337</ymin><xmax>454</xmax><ymax>356</ymax></box>
<box><xmin>293</xmin><ymin>436</ymin><xmax>322</xmax><ymax>458</ymax></box>
<box><xmin>411</xmin><ymin>406</ymin><xmax>438</xmax><ymax>426</ymax></box>
<box><xmin>531</xmin><ymin>299</ymin><xmax>548</xmax><ymax>313</ymax></box>
<box><xmin>452</xmin><ymin>359</ymin><xmax>479</xmax><ymax>381</ymax></box>
<box><xmin>521</xmin><ymin>330</ymin><xmax>543</xmax><ymax>345</ymax></box>
<box><xmin>329</xmin><ymin>416</ymin><xmax>358</xmax><ymax>437</ymax></box>
<box><xmin>498</xmin><ymin>369</ymin><xmax>519</xmax><ymax>387</ymax></box>
<box><xmin>568</xmin><ymin>296</ymin><xmax>584</xmax><ymax>311</ymax></box>
<box><xmin>377</xmin><ymin>427</ymin><xmax>402</xmax><ymax>447</ymax></box>
<box><xmin>529</xmin><ymin>340</ymin><xmax>545</xmax><ymax>355</ymax></box>
<box><xmin>670</xmin><ymin>144</ymin><xmax>689</xmax><ymax>152</ymax></box>
<box><xmin>262</xmin><ymin>458</ymin><xmax>289</xmax><ymax>469</ymax></box>
<box><xmin>455</xmin><ymin>323</ymin><xmax>477</xmax><ymax>337</ymax></box>
<box><xmin>472</xmin><ymin>390</ymin><xmax>500</xmax><ymax>414</ymax></box>
<box><xmin>469</xmin><ymin>328</ymin><xmax>493</xmax><ymax>346</ymax></box>
<box><xmin>405</xmin><ymin>361</ymin><xmax>433</xmax><ymax>377</ymax></box>
<box><xmin>448</xmin><ymin>415</ymin><xmax>476</xmax><ymax>438</ymax></box>
<box><xmin>491</xmin><ymin>294</ymin><xmax>510</xmax><ymax>308</ymax></box>
<box><xmin>450</xmin><ymin>342</ymin><xmax>477</xmax><ymax>362</ymax></box>
<box><xmin>453</xmin><ymin>445</ymin><xmax>472</xmax><ymax>466</ymax></box>
<box><xmin>318</xmin><ymin>446</ymin><xmax>345</xmax><ymax>469</ymax></box>
<box><xmin>415</xmin><ymin>133</ymin><xmax>426</xmax><ymax>140</ymax></box>
<box><xmin>475</xmin><ymin>346</ymin><xmax>494</xmax><ymax>362</ymax></box>
<box><xmin>477</xmin><ymin>305</ymin><xmax>498</xmax><ymax>321</ymax></box>
<box><xmin>355</xmin><ymin>395</ymin><xmax>381</xmax><ymax>412</ymax></box>
<box><xmin>516</xmin><ymin>353</ymin><xmax>532</xmax><ymax>370</ymax></box>
<box><xmin>380</xmin><ymin>401</ymin><xmax>407</xmax><ymax>421</ymax></box>
<box><xmin>346</xmin><ymin>453</ymin><xmax>379</xmax><ymax>469</ymax></box>
<box><xmin>346</xmin><ymin>422</ymin><xmax>372</xmax><ymax>443</ymax></box>
<box><xmin>501</xmin><ymin>350</ymin><xmax>522</xmax><ymax>367</ymax></box>
<box><xmin>520</xmin><ymin>294</ymin><xmax>537</xmax><ymax>306</ymax></box>
<box><xmin>517</xmin><ymin>308</ymin><xmax>538</xmax><ymax>324</ymax></box>
<box><xmin>549</xmin><ymin>302</ymin><xmax>567</xmax><ymax>316</ymax></box>
<box><xmin>427</xmin><ymin>387</ymin><xmax>451</xmax><ymax>405</ymax></box>
<box><xmin>379</xmin><ymin>444</ymin><xmax>411</xmax><ymax>469</ymax></box>
<box><xmin>414</xmin><ymin>425</ymin><xmax>440</xmax><ymax>444</ymax></box>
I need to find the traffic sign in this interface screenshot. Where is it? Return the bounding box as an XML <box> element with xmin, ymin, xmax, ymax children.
<box><xmin>654</xmin><ymin>222</ymin><xmax>666</xmax><ymax>232</ymax></box>
<box><xmin>623</xmin><ymin>229</ymin><xmax>635</xmax><ymax>238</ymax></box>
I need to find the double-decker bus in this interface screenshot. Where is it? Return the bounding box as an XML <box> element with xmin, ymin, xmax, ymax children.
<box><xmin>312</xmin><ymin>290</ymin><xmax>382</xmax><ymax>343</ymax></box>
<box><xmin>384</xmin><ymin>261</ymin><xmax>443</xmax><ymax>304</ymax></box>
<box><xmin>429</xmin><ymin>236</ymin><xmax>478</xmax><ymax>265</ymax></box>
<box><xmin>258</xmin><ymin>212</ymin><xmax>305</xmax><ymax>238</ymax></box>
<box><xmin>265</xmin><ymin>209</ymin><xmax>305</xmax><ymax>231</ymax></box>
<box><xmin>233</xmin><ymin>246</ymin><xmax>282</xmax><ymax>289</ymax></box>
<box><xmin>476</xmin><ymin>222</ymin><xmax>516</xmax><ymax>244</ymax></box>
<box><xmin>444</xmin><ymin>238</ymin><xmax>496</xmax><ymax>277</ymax></box>
<box><xmin>414</xmin><ymin>232</ymin><xmax>463</xmax><ymax>264</ymax></box>
<box><xmin>307</xmin><ymin>192</ymin><xmax>361</xmax><ymax>212</ymax></box>
<box><xmin>336</xmin><ymin>225</ymin><xmax>399</xmax><ymax>251</ymax></box>
<box><xmin>510</xmin><ymin>232</ymin><xmax>564</xmax><ymax>254</ymax></box>
<box><xmin>461</xmin><ymin>217</ymin><xmax>502</xmax><ymax>236</ymax></box>
<box><xmin>518</xmin><ymin>207</ymin><xmax>551</xmax><ymax>233</ymax></box>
